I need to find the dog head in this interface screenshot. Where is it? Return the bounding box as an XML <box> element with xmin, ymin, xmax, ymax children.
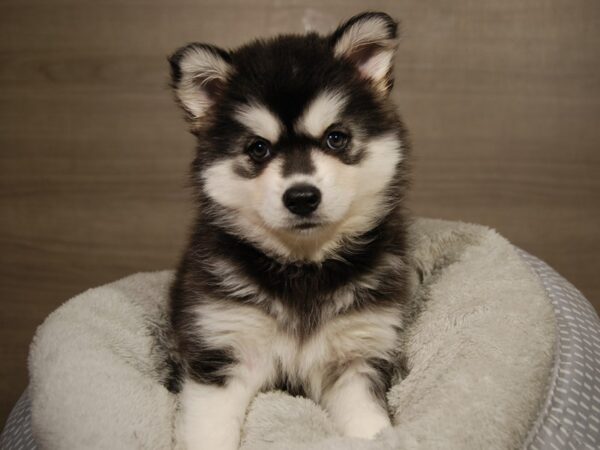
<box><xmin>170</xmin><ymin>12</ymin><xmax>408</xmax><ymax>262</ymax></box>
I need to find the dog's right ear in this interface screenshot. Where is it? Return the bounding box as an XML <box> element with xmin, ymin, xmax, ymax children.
<box><xmin>169</xmin><ymin>43</ymin><xmax>232</xmax><ymax>120</ymax></box>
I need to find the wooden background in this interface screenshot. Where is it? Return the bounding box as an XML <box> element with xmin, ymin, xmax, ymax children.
<box><xmin>1</xmin><ymin>0</ymin><xmax>599</xmax><ymax>425</ymax></box>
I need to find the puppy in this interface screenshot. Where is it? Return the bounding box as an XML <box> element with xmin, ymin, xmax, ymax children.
<box><xmin>168</xmin><ymin>12</ymin><xmax>412</xmax><ymax>450</ymax></box>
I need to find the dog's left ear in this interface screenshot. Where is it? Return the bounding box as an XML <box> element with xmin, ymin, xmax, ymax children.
<box><xmin>330</xmin><ymin>12</ymin><xmax>398</xmax><ymax>95</ymax></box>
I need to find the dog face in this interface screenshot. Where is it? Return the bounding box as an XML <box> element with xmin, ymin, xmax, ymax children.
<box><xmin>170</xmin><ymin>12</ymin><xmax>408</xmax><ymax>261</ymax></box>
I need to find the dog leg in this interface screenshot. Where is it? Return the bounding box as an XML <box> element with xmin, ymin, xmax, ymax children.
<box><xmin>321</xmin><ymin>365</ymin><xmax>392</xmax><ymax>439</ymax></box>
<box><xmin>179</xmin><ymin>375</ymin><xmax>261</xmax><ymax>450</ymax></box>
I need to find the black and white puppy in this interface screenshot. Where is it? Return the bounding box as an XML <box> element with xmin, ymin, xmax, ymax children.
<box><xmin>168</xmin><ymin>12</ymin><xmax>412</xmax><ymax>450</ymax></box>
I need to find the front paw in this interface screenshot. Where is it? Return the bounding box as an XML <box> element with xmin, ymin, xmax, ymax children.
<box><xmin>343</xmin><ymin>411</ymin><xmax>391</xmax><ymax>439</ymax></box>
<box><xmin>183</xmin><ymin>422</ymin><xmax>241</xmax><ymax>450</ymax></box>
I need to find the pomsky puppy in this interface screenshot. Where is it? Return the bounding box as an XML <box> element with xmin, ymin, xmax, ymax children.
<box><xmin>168</xmin><ymin>11</ymin><xmax>413</xmax><ymax>450</ymax></box>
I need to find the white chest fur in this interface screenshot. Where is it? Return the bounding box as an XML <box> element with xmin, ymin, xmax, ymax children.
<box><xmin>193</xmin><ymin>301</ymin><xmax>401</xmax><ymax>400</ymax></box>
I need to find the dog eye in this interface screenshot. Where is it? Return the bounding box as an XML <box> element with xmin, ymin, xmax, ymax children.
<box><xmin>325</xmin><ymin>131</ymin><xmax>349</xmax><ymax>151</ymax></box>
<box><xmin>247</xmin><ymin>139</ymin><xmax>272</xmax><ymax>162</ymax></box>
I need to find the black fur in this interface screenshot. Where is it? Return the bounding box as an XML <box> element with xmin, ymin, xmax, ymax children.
<box><xmin>280</xmin><ymin>137</ymin><xmax>316</xmax><ymax>176</ymax></box>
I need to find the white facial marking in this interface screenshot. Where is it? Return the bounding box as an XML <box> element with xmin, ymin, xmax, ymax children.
<box><xmin>201</xmin><ymin>132</ymin><xmax>402</xmax><ymax>261</ymax></box>
<box><xmin>202</xmin><ymin>157</ymin><xmax>300</xmax><ymax>258</ymax></box>
<box><xmin>235</xmin><ymin>103</ymin><xmax>283</xmax><ymax>143</ymax></box>
<box><xmin>176</xmin><ymin>47</ymin><xmax>231</xmax><ymax>118</ymax></box>
<box><xmin>202</xmin><ymin>158</ymin><xmax>254</xmax><ymax>211</ymax></box>
<box><xmin>296</xmin><ymin>90</ymin><xmax>347</xmax><ymax>138</ymax></box>
<box><xmin>309</xmin><ymin>132</ymin><xmax>403</xmax><ymax>243</ymax></box>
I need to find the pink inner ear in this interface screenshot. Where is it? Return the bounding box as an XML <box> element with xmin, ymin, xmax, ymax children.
<box><xmin>340</xmin><ymin>40</ymin><xmax>395</xmax><ymax>86</ymax></box>
<box><xmin>357</xmin><ymin>49</ymin><xmax>394</xmax><ymax>84</ymax></box>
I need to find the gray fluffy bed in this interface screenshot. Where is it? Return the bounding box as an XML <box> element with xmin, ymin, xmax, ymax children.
<box><xmin>26</xmin><ymin>218</ymin><xmax>560</xmax><ymax>449</ymax></box>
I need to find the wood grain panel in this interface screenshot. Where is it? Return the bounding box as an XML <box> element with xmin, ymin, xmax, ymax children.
<box><xmin>1</xmin><ymin>0</ymin><xmax>599</xmax><ymax>425</ymax></box>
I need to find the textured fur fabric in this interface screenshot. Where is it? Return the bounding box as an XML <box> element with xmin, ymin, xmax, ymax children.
<box><xmin>28</xmin><ymin>219</ymin><xmax>556</xmax><ymax>449</ymax></box>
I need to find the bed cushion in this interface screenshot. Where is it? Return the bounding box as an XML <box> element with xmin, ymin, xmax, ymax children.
<box><xmin>9</xmin><ymin>218</ymin><xmax>597</xmax><ymax>449</ymax></box>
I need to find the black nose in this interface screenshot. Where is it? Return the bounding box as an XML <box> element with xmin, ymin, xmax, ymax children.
<box><xmin>283</xmin><ymin>184</ymin><xmax>321</xmax><ymax>216</ymax></box>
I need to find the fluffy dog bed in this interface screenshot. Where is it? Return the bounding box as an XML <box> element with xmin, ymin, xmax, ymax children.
<box><xmin>3</xmin><ymin>218</ymin><xmax>600</xmax><ymax>449</ymax></box>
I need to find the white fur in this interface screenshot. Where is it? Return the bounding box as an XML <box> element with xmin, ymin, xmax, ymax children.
<box><xmin>205</xmin><ymin>259</ymin><xmax>269</xmax><ymax>303</ymax></box>
<box><xmin>201</xmin><ymin>132</ymin><xmax>402</xmax><ymax>262</ymax></box>
<box><xmin>202</xmin><ymin>157</ymin><xmax>305</xmax><ymax>259</ymax></box>
<box><xmin>321</xmin><ymin>363</ymin><xmax>392</xmax><ymax>438</ymax></box>
<box><xmin>179</xmin><ymin>299</ymin><xmax>400</xmax><ymax>449</ymax></box>
<box><xmin>296</xmin><ymin>306</ymin><xmax>400</xmax><ymax>400</ymax></box>
<box><xmin>202</xmin><ymin>158</ymin><xmax>254</xmax><ymax>212</ymax></box>
<box><xmin>191</xmin><ymin>302</ymin><xmax>400</xmax><ymax>393</ymax></box>
<box><xmin>181</xmin><ymin>303</ymin><xmax>276</xmax><ymax>450</ymax></box>
<box><xmin>328</xmin><ymin>133</ymin><xmax>403</xmax><ymax>240</ymax></box>
<box><xmin>234</xmin><ymin>103</ymin><xmax>283</xmax><ymax>143</ymax></box>
<box><xmin>180</xmin><ymin>377</ymin><xmax>262</xmax><ymax>450</ymax></box>
<box><xmin>296</xmin><ymin>90</ymin><xmax>348</xmax><ymax>138</ymax></box>
<box><xmin>175</xmin><ymin>47</ymin><xmax>231</xmax><ymax>118</ymax></box>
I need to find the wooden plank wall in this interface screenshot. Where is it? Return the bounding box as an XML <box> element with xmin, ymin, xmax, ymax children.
<box><xmin>1</xmin><ymin>0</ymin><xmax>599</xmax><ymax>424</ymax></box>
